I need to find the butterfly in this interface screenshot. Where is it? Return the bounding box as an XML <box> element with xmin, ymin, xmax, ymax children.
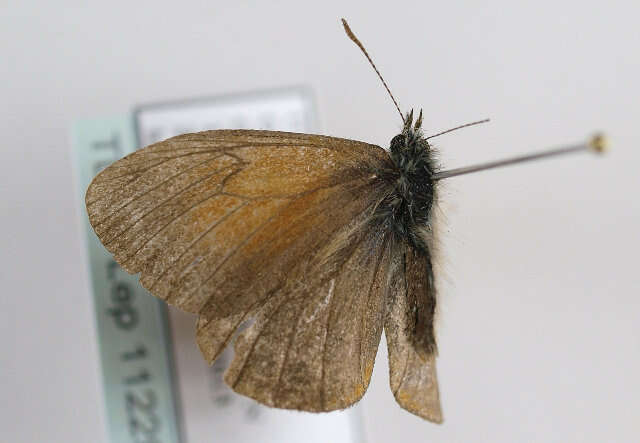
<box><xmin>85</xmin><ymin>19</ymin><xmax>604</xmax><ymax>422</ymax></box>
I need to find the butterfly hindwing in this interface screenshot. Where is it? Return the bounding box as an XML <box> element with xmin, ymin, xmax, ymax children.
<box><xmin>385</xmin><ymin>242</ymin><xmax>443</xmax><ymax>423</ymax></box>
<box><xmin>221</xmin><ymin>217</ymin><xmax>392</xmax><ymax>411</ymax></box>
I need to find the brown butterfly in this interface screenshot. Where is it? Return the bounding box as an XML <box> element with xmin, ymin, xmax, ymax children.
<box><xmin>85</xmin><ymin>19</ymin><xmax>605</xmax><ymax>422</ymax></box>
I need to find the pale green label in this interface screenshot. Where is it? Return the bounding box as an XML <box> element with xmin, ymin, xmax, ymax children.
<box><xmin>72</xmin><ymin>116</ymin><xmax>182</xmax><ymax>443</ymax></box>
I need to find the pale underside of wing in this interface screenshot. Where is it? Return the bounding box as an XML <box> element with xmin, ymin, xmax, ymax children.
<box><xmin>385</xmin><ymin>243</ymin><xmax>443</xmax><ymax>423</ymax></box>
<box><xmin>86</xmin><ymin>129</ymin><xmax>394</xmax><ymax>412</ymax></box>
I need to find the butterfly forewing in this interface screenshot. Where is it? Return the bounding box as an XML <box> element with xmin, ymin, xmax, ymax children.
<box><xmin>86</xmin><ymin>130</ymin><xmax>390</xmax><ymax>309</ymax></box>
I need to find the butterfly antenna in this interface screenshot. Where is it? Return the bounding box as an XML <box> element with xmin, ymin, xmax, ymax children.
<box><xmin>342</xmin><ymin>18</ymin><xmax>405</xmax><ymax>123</ymax></box>
<box><xmin>433</xmin><ymin>133</ymin><xmax>607</xmax><ymax>180</ymax></box>
<box><xmin>426</xmin><ymin>118</ymin><xmax>491</xmax><ymax>140</ymax></box>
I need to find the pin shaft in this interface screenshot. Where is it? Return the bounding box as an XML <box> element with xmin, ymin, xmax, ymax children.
<box><xmin>433</xmin><ymin>134</ymin><xmax>606</xmax><ymax>180</ymax></box>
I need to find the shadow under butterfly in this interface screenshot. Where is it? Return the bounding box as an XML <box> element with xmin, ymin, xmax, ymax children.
<box><xmin>85</xmin><ymin>18</ymin><xmax>605</xmax><ymax>422</ymax></box>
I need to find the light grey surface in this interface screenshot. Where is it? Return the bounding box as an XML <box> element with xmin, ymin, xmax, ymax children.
<box><xmin>1</xmin><ymin>1</ymin><xmax>638</xmax><ymax>442</ymax></box>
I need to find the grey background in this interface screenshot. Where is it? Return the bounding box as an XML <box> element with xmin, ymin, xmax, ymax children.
<box><xmin>1</xmin><ymin>1</ymin><xmax>638</xmax><ymax>442</ymax></box>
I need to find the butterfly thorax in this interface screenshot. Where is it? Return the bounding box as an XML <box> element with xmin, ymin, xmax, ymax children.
<box><xmin>378</xmin><ymin>116</ymin><xmax>437</xmax><ymax>252</ymax></box>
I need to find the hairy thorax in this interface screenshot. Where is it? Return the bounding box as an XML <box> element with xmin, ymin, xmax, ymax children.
<box><xmin>376</xmin><ymin>127</ymin><xmax>437</xmax><ymax>251</ymax></box>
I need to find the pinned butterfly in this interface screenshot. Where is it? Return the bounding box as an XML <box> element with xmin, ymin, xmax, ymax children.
<box><xmin>85</xmin><ymin>19</ymin><xmax>605</xmax><ymax>422</ymax></box>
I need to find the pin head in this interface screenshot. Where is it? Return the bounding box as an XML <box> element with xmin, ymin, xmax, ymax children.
<box><xmin>589</xmin><ymin>133</ymin><xmax>608</xmax><ymax>154</ymax></box>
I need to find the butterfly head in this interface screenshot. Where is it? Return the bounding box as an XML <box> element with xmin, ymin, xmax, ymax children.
<box><xmin>389</xmin><ymin>109</ymin><xmax>434</xmax><ymax>172</ymax></box>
